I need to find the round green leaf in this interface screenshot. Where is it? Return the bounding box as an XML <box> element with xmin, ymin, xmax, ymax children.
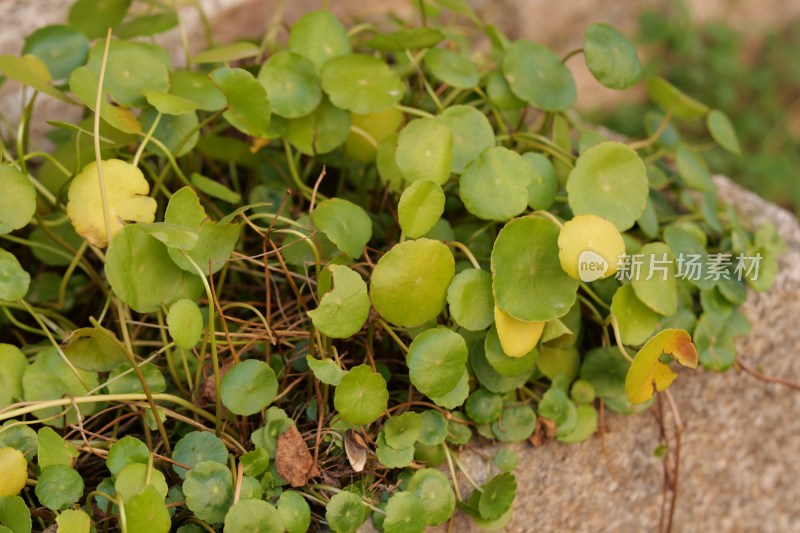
<box><xmin>375</xmin><ymin>433</ymin><xmax>414</xmax><ymax>469</ymax></box>
<box><xmin>398</xmin><ymin>180</ymin><xmax>446</xmax><ymax>238</ymax></box>
<box><xmin>437</xmin><ymin>105</ymin><xmax>495</xmax><ymax>174</ymax></box>
<box><xmin>306</xmin><ymin>356</ymin><xmax>346</xmax><ymax>386</ymax></box>
<box><xmin>143</xmin><ymin>90</ymin><xmax>198</xmax><ymax>115</ymax></box>
<box><xmin>494</xmin><ymin>448</ymin><xmax>518</xmax><ymax>472</ymax></box>
<box><xmin>583</xmin><ymin>23</ymin><xmax>642</xmax><ymax>90</ymax></box>
<box><xmin>383</xmin><ymin>491</ymin><xmax>426</xmax><ymax>533</ymax></box>
<box><xmin>286</xmin><ymin>97</ymin><xmax>351</xmax><ymax>155</ymax></box>
<box><xmin>278</xmin><ymin>491</ymin><xmax>312</xmax><ymax>533</ymax></box>
<box><xmin>492</xmin><ymin>217</ymin><xmax>578</xmax><ymax>322</ymax></box>
<box><xmin>172</xmin><ymin>431</ymin><xmax>228</xmax><ymax>479</ymax></box>
<box><xmin>407</xmin><ymin>469</ymin><xmax>455</xmax><ymax>525</ymax></box>
<box><xmin>485</xmin><ymin>70</ymin><xmax>525</xmax><ymax>110</ymax></box>
<box><xmin>258</xmin><ymin>51</ymin><xmax>322</xmax><ymax>118</ymax></box>
<box><xmin>706</xmin><ymin>109</ymin><xmax>741</xmax><ymax>155</ymax></box>
<box><xmin>503</xmin><ymin>40</ymin><xmax>576</xmax><ymax>111</ymax></box>
<box><xmin>676</xmin><ymin>144</ymin><xmax>715</xmax><ymax>192</ymax></box>
<box><xmin>523</xmin><ymin>152</ymin><xmax>557</xmax><ymax>210</ymax></box>
<box><xmin>169</xmin><ymin>70</ymin><xmax>226</xmax><ymax>112</ymax></box>
<box><xmin>424</xmin><ymin>48</ymin><xmax>479</xmax><ymax>89</ymax></box>
<box><xmin>62</xmin><ymin>326</ymin><xmax>128</xmax><ymax>372</ymax></box>
<box><xmin>117</xmin><ymin>12</ymin><xmax>178</xmax><ymax>39</ymax></box>
<box><xmin>470</xmin><ymin>337</ymin><xmax>531</xmax><ymax>394</ymax></box>
<box><xmin>484</xmin><ymin>325</ymin><xmax>538</xmax><ymax>377</ymax></box>
<box><xmin>0</xmin><ymin>448</ymin><xmax>27</xmax><ymax>497</ymax></box>
<box><xmin>459</xmin><ymin>147</ymin><xmax>530</xmax><ymax>221</ymax></box>
<box><xmin>183</xmin><ymin>461</ymin><xmax>233</xmax><ymax>524</ymax></box>
<box><xmin>407</xmin><ymin>328</ymin><xmax>468</xmax><ymax>398</ymax></box>
<box><xmin>383</xmin><ymin>412</ymin><xmax>421</xmax><ymax>450</ymax></box>
<box><xmin>106</xmin><ymin>362</ymin><xmax>166</xmax><ymax>395</ymax></box>
<box><xmin>396</xmin><ymin>118</ymin><xmax>453</xmax><ymax>185</ymax></box>
<box><xmin>465</xmin><ymin>388</ymin><xmax>503</xmax><ymax>424</ymax></box>
<box><xmin>311</xmin><ymin>198</ymin><xmax>372</xmax><ymax>259</ymax></box>
<box><xmin>326</xmin><ymin>490</ymin><xmax>366</xmax><ymax>533</ymax></box>
<box><xmin>115</xmin><ymin>463</ymin><xmax>168</xmax><ymax>502</ymax></box>
<box><xmin>0</xmin><ymin>495</ymin><xmax>32</xmax><ymax>533</ymax></box>
<box><xmin>106</xmin><ymin>436</ymin><xmax>148</xmax><ymax>476</ymax></box>
<box><xmin>345</xmin><ymin>106</ymin><xmax>405</xmax><ymax>162</ymax></box>
<box><xmin>193</xmin><ymin>42</ymin><xmax>259</xmax><ymax>64</ymax></box>
<box><xmin>610</xmin><ymin>284</ymin><xmax>660</xmax><ymax>345</ymax></box>
<box><xmin>417</xmin><ymin>410</ymin><xmax>448</xmax><ymax>446</ymax></box>
<box><xmin>447</xmin><ymin>268</ymin><xmax>494</xmax><ymax>331</ymax></box>
<box><xmin>209</xmin><ymin>67</ymin><xmax>272</xmax><ymax>138</ymax></box>
<box><xmin>646</xmin><ymin>76</ymin><xmax>709</xmax><ymax>120</ymax></box>
<box><xmin>0</xmin><ymin>54</ymin><xmax>74</xmax><ymax>104</ymax></box>
<box><xmin>35</xmin><ymin>465</ymin><xmax>83</xmax><ymax>510</ymax></box>
<box><xmin>557</xmin><ymin>404</ymin><xmax>598</xmax><ymax>443</ymax></box>
<box><xmin>491</xmin><ymin>404</ymin><xmax>536</xmax><ymax>443</ymax></box>
<box><xmin>321</xmin><ymin>54</ymin><xmax>404</xmax><ymax>114</ymax></box>
<box><xmin>631</xmin><ymin>242</ymin><xmax>678</xmax><ymax>316</ymax></box>
<box><xmin>367</xmin><ymin>28</ymin><xmax>445</xmax><ymax>52</ymax></box>
<box><xmin>370</xmin><ymin>238</ymin><xmax>454</xmax><ymax>327</ymax></box>
<box><xmin>224</xmin><ymin>499</ymin><xmax>284</xmax><ymax>533</ymax></box>
<box><xmin>566</xmin><ymin>141</ymin><xmax>649</xmax><ymax>231</ymax></box>
<box><xmin>123</xmin><ymin>485</ymin><xmax>171</xmax><ymax>533</ymax></box>
<box><xmin>68</xmin><ymin>0</ymin><xmax>130</xmax><ymax>39</ymax></box>
<box><xmin>54</xmin><ymin>509</ymin><xmax>89</xmax><ymax>533</ymax></box>
<box><xmin>37</xmin><ymin>427</ymin><xmax>78</xmax><ymax>469</ymax></box>
<box><xmin>0</xmin><ymin>344</ymin><xmax>26</xmax><ymax>410</ymax></box>
<box><xmin>167</xmin><ymin>299</ymin><xmax>203</xmax><ymax>349</ymax></box>
<box><xmin>334</xmin><ymin>365</ymin><xmax>389</xmax><ymax>425</ymax></box>
<box><xmin>309</xmin><ymin>265</ymin><xmax>370</xmax><ymax>338</ymax></box>
<box><xmin>429</xmin><ymin>369</ymin><xmax>469</xmax><ymax>409</ymax></box>
<box><xmin>22</xmin><ymin>24</ymin><xmax>88</xmax><ymax>80</ymax></box>
<box><xmin>86</xmin><ymin>41</ymin><xmax>169</xmax><ymax>107</ymax></box>
<box><xmin>221</xmin><ymin>359</ymin><xmax>278</xmax><ymax>416</ymax></box>
<box><xmin>289</xmin><ymin>10</ymin><xmax>351</xmax><ymax>70</ymax></box>
<box><xmin>479</xmin><ymin>473</ymin><xmax>516</xmax><ymax>521</ymax></box>
<box><xmin>0</xmin><ymin>250</ymin><xmax>30</xmax><ymax>301</ymax></box>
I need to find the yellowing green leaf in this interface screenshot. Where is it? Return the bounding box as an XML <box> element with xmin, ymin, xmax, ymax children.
<box><xmin>557</xmin><ymin>214</ymin><xmax>624</xmax><ymax>281</ymax></box>
<box><xmin>494</xmin><ymin>306</ymin><xmax>544</xmax><ymax>358</ymax></box>
<box><xmin>66</xmin><ymin>159</ymin><xmax>157</xmax><ymax>248</ymax></box>
<box><xmin>625</xmin><ymin>329</ymin><xmax>698</xmax><ymax>404</ymax></box>
<box><xmin>0</xmin><ymin>447</ymin><xmax>27</xmax><ymax>496</ymax></box>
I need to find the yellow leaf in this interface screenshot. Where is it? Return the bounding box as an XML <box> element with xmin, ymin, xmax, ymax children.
<box><xmin>625</xmin><ymin>328</ymin><xmax>698</xmax><ymax>404</ymax></box>
<box><xmin>66</xmin><ymin>159</ymin><xmax>157</xmax><ymax>248</ymax></box>
<box><xmin>557</xmin><ymin>214</ymin><xmax>625</xmax><ymax>282</ymax></box>
<box><xmin>0</xmin><ymin>447</ymin><xmax>27</xmax><ymax>496</ymax></box>
<box><xmin>494</xmin><ymin>305</ymin><xmax>544</xmax><ymax>357</ymax></box>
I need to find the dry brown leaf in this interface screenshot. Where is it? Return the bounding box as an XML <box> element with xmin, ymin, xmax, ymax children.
<box><xmin>275</xmin><ymin>424</ymin><xmax>320</xmax><ymax>487</ymax></box>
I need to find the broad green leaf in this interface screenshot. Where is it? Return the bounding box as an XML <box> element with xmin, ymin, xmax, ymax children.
<box><xmin>183</xmin><ymin>461</ymin><xmax>233</xmax><ymax>523</ymax></box>
<box><xmin>537</xmin><ymin>345</ymin><xmax>581</xmax><ymax>381</ymax></box>
<box><xmin>493</xmin><ymin>306</ymin><xmax>544</xmax><ymax>358</ymax></box>
<box><xmin>117</xmin><ymin>12</ymin><xmax>178</xmax><ymax>39</ymax></box>
<box><xmin>407</xmin><ymin>469</ymin><xmax>455</xmax><ymax>525</ymax></box>
<box><xmin>417</xmin><ymin>410</ymin><xmax>448</xmax><ymax>446</ymax></box>
<box><xmin>470</xmin><ymin>335</ymin><xmax>531</xmax><ymax>393</ymax></box>
<box><xmin>631</xmin><ymin>242</ymin><xmax>678</xmax><ymax>316</ymax></box>
<box><xmin>557</xmin><ymin>214</ymin><xmax>625</xmax><ymax>281</ymax></box>
<box><xmin>106</xmin><ymin>362</ymin><xmax>166</xmax><ymax>395</ymax></box>
<box><xmin>610</xmin><ymin>284</ymin><xmax>660</xmax><ymax>345</ymax></box>
<box><xmin>424</xmin><ymin>48</ymin><xmax>479</xmax><ymax>89</ymax></box>
<box><xmin>676</xmin><ymin>144</ymin><xmax>715</xmax><ymax>192</ymax></box>
<box><xmin>258</xmin><ymin>51</ymin><xmax>322</xmax><ymax>118</ymax></box>
<box><xmin>398</xmin><ymin>180</ymin><xmax>445</xmax><ymax>238</ymax></box>
<box><xmin>580</xmin><ymin>347</ymin><xmax>631</xmax><ymax>400</ymax></box>
<box><xmin>396</xmin><ymin>118</ymin><xmax>453</xmax><ymax>185</ymax></box>
<box><xmin>459</xmin><ymin>147</ymin><xmax>530</xmax><ymax>221</ymax></box>
<box><xmin>523</xmin><ymin>152</ymin><xmax>557</xmax><ymax>210</ymax></box>
<box><xmin>37</xmin><ymin>427</ymin><xmax>78</xmax><ymax>469</ymax></box>
<box><xmin>105</xmin><ymin>225</ymin><xmax>203</xmax><ymax>313</ymax></box>
<box><xmin>383</xmin><ymin>492</ymin><xmax>425</xmax><ymax>533</ymax></box>
<box><xmin>502</xmin><ymin>40</ymin><xmax>576</xmax><ymax>111</ymax></box>
<box><xmin>370</xmin><ymin>239</ymin><xmax>454</xmax><ymax>327</ymax></box>
<box><xmin>625</xmin><ymin>329</ymin><xmax>698</xmax><ymax>404</ymax></box>
<box><xmin>465</xmin><ymin>388</ymin><xmax>503</xmax><ymax>423</ymax></box>
<box><xmin>320</xmin><ymin>55</ymin><xmax>403</xmax><ymax>113</ymax></box>
<box><xmin>383</xmin><ymin>412</ymin><xmax>421</xmax><ymax>450</ymax></box>
<box><xmin>0</xmin><ymin>422</ymin><xmax>38</xmax><ymax>463</ymax></box>
<box><xmin>479</xmin><ymin>473</ymin><xmax>516</xmax><ymax>521</ymax></box>
<box><xmin>406</xmin><ymin>328</ymin><xmax>467</xmax><ymax>398</ymax></box>
<box><xmin>428</xmin><ymin>369</ymin><xmax>469</xmax><ymax>409</ymax></box>
<box><xmin>325</xmin><ymin>490</ymin><xmax>366</xmax><ymax>533</ymax></box>
<box><xmin>171</xmin><ymin>431</ymin><xmax>228</xmax><ymax>480</ymax></box>
<box><xmin>106</xmin><ymin>436</ymin><xmax>148</xmax><ymax>476</ymax></box>
<box><xmin>446</xmin><ymin>413</ymin><xmax>473</xmax><ymax>445</ymax></box>
<box><xmin>68</xmin><ymin>0</ymin><xmax>130</xmax><ymax>39</ymax></box>
<box><xmin>583</xmin><ymin>23</ymin><xmax>642</xmax><ymax>89</ymax></box>
<box><xmin>0</xmin><ymin>449</ymin><xmax>27</xmax><ymax>497</ymax></box>
<box><xmin>169</xmin><ymin>70</ymin><xmax>226</xmax><ymax>111</ymax></box>
<box><xmin>306</xmin><ymin>356</ymin><xmax>346</xmax><ymax>386</ymax></box>
<box><xmin>566</xmin><ymin>142</ymin><xmax>648</xmax><ymax>231</ymax></box>
<box><xmin>286</xmin><ymin>97</ymin><xmax>351</xmax><ymax>155</ymax></box>
<box><xmin>0</xmin><ymin>251</ymin><xmax>29</xmax><ymax>302</ymax></box>
<box><xmin>289</xmin><ymin>10</ymin><xmax>352</xmax><ymax>70</ymax></box>
<box><xmin>0</xmin><ymin>345</ymin><xmax>26</xmax><ymax>409</ymax></box>
<box><xmin>121</xmin><ymin>486</ymin><xmax>170</xmax><ymax>533</ymax></box>
<box><xmin>23</xmin><ymin>24</ymin><xmax>88</xmax><ymax>80</ymax></box>
<box><xmin>492</xmin><ymin>216</ymin><xmax>578</xmax><ymax>322</ymax></box>
<box><xmin>345</xmin><ymin>106</ymin><xmax>404</xmax><ymax>162</ymax></box>
<box><xmin>35</xmin><ymin>465</ymin><xmax>83</xmax><ymax>510</ymax></box>
<box><xmin>484</xmin><ymin>325</ymin><xmax>538</xmax><ymax>376</ymax></box>
<box><xmin>86</xmin><ymin>41</ymin><xmax>169</xmax><ymax>107</ymax></box>
<box><xmin>447</xmin><ymin>268</ymin><xmax>494</xmax><ymax>331</ymax></box>
<box><xmin>221</xmin><ymin>360</ymin><xmax>278</xmax><ymax>416</ymax></box>
<box><xmin>193</xmin><ymin>42</ymin><xmax>259</xmax><ymax>64</ymax></box>
<box><xmin>139</xmin><ymin>223</ymin><xmax>199</xmax><ymax>251</ymax></box>
<box><xmin>0</xmin><ymin>495</ymin><xmax>31</xmax><ymax>533</ymax></box>
<box><xmin>62</xmin><ymin>325</ymin><xmax>128</xmax><ymax>372</ymax></box>
<box><xmin>167</xmin><ymin>299</ymin><xmax>203</xmax><ymax>349</ymax></box>
<box><xmin>706</xmin><ymin>109</ymin><xmax>741</xmax><ymax>155</ymax></box>
<box><xmin>557</xmin><ymin>404</ymin><xmax>598</xmax><ymax>443</ymax></box>
<box><xmin>490</xmin><ymin>405</ymin><xmax>536</xmax><ymax>443</ymax></box>
<box><xmin>68</xmin><ymin>66</ymin><xmax>141</xmax><ymax>134</ymax></box>
<box><xmin>310</xmin><ymin>198</ymin><xmax>372</xmax><ymax>259</ymax></box>
<box><xmin>278</xmin><ymin>491</ymin><xmax>312</xmax><ymax>533</ymax></box>
<box><xmin>375</xmin><ymin>433</ymin><xmax>414</xmax><ymax>468</ymax></box>
<box><xmin>334</xmin><ymin>365</ymin><xmax>389</xmax><ymax>425</ymax></box>
<box><xmin>485</xmin><ymin>70</ymin><xmax>525</xmax><ymax>110</ymax></box>
<box><xmin>0</xmin><ymin>54</ymin><xmax>75</xmax><ymax>103</ymax></box>
<box><xmin>646</xmin><ymin>76</ymin><xmax>709</xmax><ymax>120</ymax></box>
<box><xmin>143</xmin><ymin>89</ymin><xmax>198</xmax><ymax>115</ymax></box>
<box><xmin>115</xmin><ymin>463</ymin><xmax>168</xmax><ymax>502</ymax></box>
<box><xmin>437</xmin><ymin>105</ymin><xmax>495</xmax><ymax>173</ymax></box>
<box><xmin>66</xmin><ymin>159</ymin><xmax>157</xmax><ymax>248</ymax></box>
<box><xmin>224</xmin><ymin>499</ymin><xmax>283</xmax><ymax>533</ymax></box>
<box><xmin>367</xmin><ymin>28</ymin><xmax>445</xmax><ymax>51</ymax></box>
<box><xmin>209</xmin><ymin>67</ymin><xmax>271</xmax><ymax>137</ymax></box>
<box><xmin>308</xmin><ymin>265</ymin><xmax>370</xmax><ymax>338</ymax></box>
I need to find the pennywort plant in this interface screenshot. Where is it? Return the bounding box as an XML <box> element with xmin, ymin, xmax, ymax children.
<box><xmin>0</xmin><ymin>0</ymin><xmax>783</xmax><ymax>531</ymax></box>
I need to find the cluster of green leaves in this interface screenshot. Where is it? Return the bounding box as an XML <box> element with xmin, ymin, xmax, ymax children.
<box><xmin>0</xmin><ymin>0</ymin><xmax>782</xmax><ymax>531</ymax></box>
<box><xmin>596</xmin><ymin>2</ymin><xmax>800</xmax><ymax>211</ymax></box>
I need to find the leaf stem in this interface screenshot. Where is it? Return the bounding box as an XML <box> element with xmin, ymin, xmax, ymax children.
<box><xmin>94</xmin><ymin>29</ymin><xmax>115</xmax><ymax>247</ymax></box>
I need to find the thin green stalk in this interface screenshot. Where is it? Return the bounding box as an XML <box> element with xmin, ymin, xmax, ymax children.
<box><xmin>375</xmin><ymin>318</ymin><xmax>408</xmax><ymax>353</ymax></box>
<box><xmin>93</xmin><ymin>29</ymin><xmax>115</xmax><ymax>246</ymax></box>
